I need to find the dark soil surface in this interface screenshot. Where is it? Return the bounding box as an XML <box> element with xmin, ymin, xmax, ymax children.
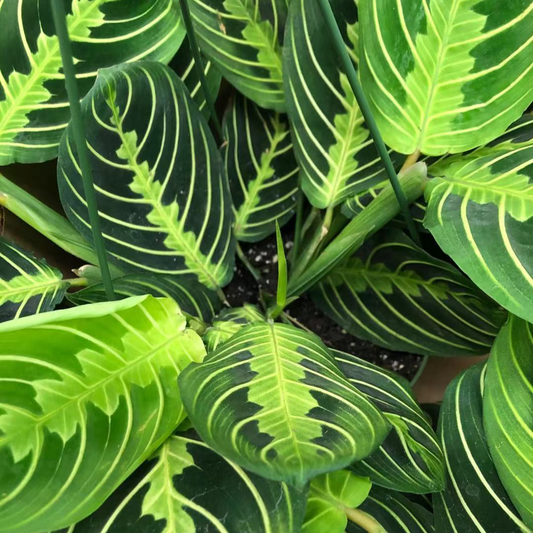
<box><xmin>225</xmin><ymin>233</ymin><xmax>422</xmax><ymax>381</ymax></box>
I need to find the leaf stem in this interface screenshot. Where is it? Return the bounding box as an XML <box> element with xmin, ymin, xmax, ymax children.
<box><xmin>317</xmin><ymin>0</ymin><xmax>420</xmax><ymax>246</ymax></box>
<box><xmin>236</xmin><ymin>242</ymin><xmax>261</xmax><ymax>281</ymax></box>
<box><xmin>51</xmin><ymin>1</ymin><xmax>115</xmax><ymax>301</ymax></box>
<box><xmin>178</xmin><ymin>0</ymin><xmax>224</xmax><ymax>144</ymax></box>
<box><xmin>410</xmin><ymin>354</ymin><xmax>429</xmax><ymax>386</ymax></box>
<box><xmin>345</xmin><ymin>507</ymin><xmax>387</xmax><ymax>533</ymax></box>
<box><xmin>290</xmin><ymin>187</ymin><xmax>305</xmax><ymax>265</ymax></box>
<box><xmin>401</xmin><ymin>150</ymin><xmax>421</xmax><ymax>173</ymax></box>
<box><xmin>65</xmin><ymin>277</ymin><xmax>89</xmax><ymax>288</ymax></box>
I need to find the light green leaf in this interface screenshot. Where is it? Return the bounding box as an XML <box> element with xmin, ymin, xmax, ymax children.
<box><xmin>189</xmin><ymin>0</ymin><xmax>287</xmax><ymax>111</ymax></box>
<box><xmin>57</xmin><ymin>61</ymin><xmax>235</xmax><ymax>290</ymax></box>
<box><xmin>67</xmin><ymin>273</ymin><xmax>222</xmax><ymax>322</ymax></box>
<box><xmin>424</xmin><ymin>114</ymin><xmax>533</xmax><ymax>322</ymax></box>
<box><xmin>179</xmin><ymin>321</ymin><xmax>390</xmax><ymax>485</ymax></box>
<box><xmin>483</xmin><ymin>315</ymin><xmax>533</xmax><ymax>529</ymax></box>
<box><xmin>334</xmin><ymin>350</ymin><xmax>445</xmax><ymax>495</ymax></box>
<box><xmin>204</xmin><ymin>304</ymin><xmax>265</xmax><ymax>351</ymax></box>
<box><xmin>284</xmin><ymin>0</ymin><xmax>403</xmax><ymax>208</ymax></box>
<box><xmin>0</xmin><ymin>0</ymin><xmax>185</xmax><ymax>165</ymax></box>
<box><xmin>224</xmin><ymin>93</ymin><xmax>299</xmax><ymax>242</ymax></box>
<box><xmin>303</xmin><ymin>471</ymin><xmax>372</xmax><ymax>533</ymax></box>
<box><xmin>54</xmin><ymin>429</ymin><xmax>307</xmax><ymax>533</ymax></box>
<box><xmin>312</xmin><ymin>229</ymin><xmax>506</xmax><ymax>356</ymax></box>
<box><xmin>360</xmin><ymin>0</ymin><xmax>533</xmax><ymax>155</ymax></box>
<box><xmin>434</xmin><ymin>363</ymin><xmax>530</xmax><ymax>533</ymax></box>
<box><xmin>0</xmin><ymin>295</ymin><xmax>206</xmax><ymax>533</ymax></box>
<box><xmin>0</xmin><ymin>237</ymin><xmax>66</xmax><ymax>322</ymax></box>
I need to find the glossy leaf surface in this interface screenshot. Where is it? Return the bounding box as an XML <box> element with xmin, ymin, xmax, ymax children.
<box><xmin>179</xmin><ymin>322</ymin><xmax>389</xmax><ymax>485</ymax></box>
<box><xmin>0</xmin><ymin>295</ymin><xmax>206</xmax><ymax>533</ymax></box>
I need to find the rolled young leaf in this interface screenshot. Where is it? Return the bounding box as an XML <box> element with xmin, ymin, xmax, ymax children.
<box><xmin>67</xmin><ymin>273</ymin><xmax>222</xmax><ymax>322</ymax></box>
<box><xmin>284</xmin><ymin>0</ymin><xmax>403</xmax><ymax>209</ymax></box>
<box><xmin>0</xmin><ymin>295</ymin><xmax>206</xmax><ymax>533</ymax></box>
<box><xmin>0</xmin><ymin>0</ymin><xmax>185</xmax><ymax>165</ymax></box>
<box><xmin>359</xmin><ymin>0</ymin><xmax>533</xmax><ymax>155</ymax></box>
<box><xmin>179</xmin><ymin>322</ymin><xmax>390</xmax><ymax>485</ymax></box>
<box><xmin>54</xmin><ymin>429</ymin><xmax>307</xmax><ymax>533</ymax></box>
<box><xmin>483</xmin><ymin>315</ymin><xmax>533</xmax><ymax>528</ymax></box>
<box><xmin>434</xmin><ymin>363</ymin><xmax>529</xmax><ymax>533</ymax></box>
<box><xmin>0</xmin><ymin>237</ymin><xmax>67</xmax><ymax>322</ymax></box>
<box><xmin>58</xmin><ymin>61</ymin><xmax>235</xmax><ymax>290</ymax></box>
<box><xmin>189</xmin><ymin>0</ymin><xmax>287</xmax><ymax>111</ymax></box>
<box><xmin>424</xmin><ymin>115</ymin><xmax>533</xmax><ymax>322</ymax></box>
<box><xmin>223</xmin><ymin>93</ymin><xmax>299</xmax><ymax>242</ymax></box>
<box><xmin>334</xmin><ymin>350</ymin><xmax>445</xmax><ymax>495</ymax></box>
<box><xmin>312</xmin><ymin>229</ymin><xmax>506</xmax><ymax>357</ymax></box>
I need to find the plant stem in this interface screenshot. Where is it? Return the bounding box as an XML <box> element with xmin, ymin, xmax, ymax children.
<box><xmin>345</xmin><ymin>507</ymin><xmax>387</xmax><ymax>533</ymax></box>
<box><xmin>51</xmin><ymin>1</ymin><xmax>115</xmax><ymax>301</ymax></box>
<box><xmin>410</xmin><ymin>354</ymin><xmax>429</xmax><ymax>386</ymax></box>
<box><xmin>217</xmin><ymin>287</ymin><xmax>229</xmax><ymax>307</ymax></box>
<box><xmin>236</xmin><ymin>243</ymin><xmax>261</xmax><ymax>281</ymax></box>
<box><xmin>178</xmin><ymin>0</ymin><xmax>224</xmax><ymax>144</ymax></box>
<box><xmin>401</xmin><ymin>150</ymin><xmax>421</xmax><ymax>173</ymax></box>
<box><xmin>317</xmin><ymin>0</ymin><xmax>420</xmax><ymax>246</ymax></box>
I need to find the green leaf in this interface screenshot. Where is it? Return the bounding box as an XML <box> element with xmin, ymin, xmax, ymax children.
<box><xmin>0</xmin><ymin>295</ymin><xmax>206</xmax><ymax>533</ymax></box>
<box><xmin>284</xmin><ymin>0</ymin><xmax>403</xmax><ymax>208</ymax></box>
<box><xmin>0</xmin><ymin>0</ymin><xmax>185</xmax><ymax>165</ymax></box>
<box><xmin>223</xmin><ymin>93</ymin><xmax>299</xmax><ymax>242</ymax></box>
<box><xmin>434</xmin><ymin>363</ymin><xmax>529</xmax><ymax>533</ymax></box>
<box><xmin>54</xmin><ymin>429</ymin><xmax>307</xmax><ymax>533</ymax></box>
<box><xmin>303</xmin><ymin>470</ymin><xmax>372</xmax><ymax>533</ymax></box>
<box><xmin>0</xmin><ymin>237</ymin><xmax>66</xmax><ymax>322</ymax></box>
<box><xmin>169</xmin><ymin>39</ymin><xmax>222</xmax><ymax>118</ymax></box>
<box><xmin>424</xmin><ymin>115</ymin><xmax>533</xmax><ymax>322</ymax></box>
<box><xmin>347</xmin><ymin>488</ymin><xmax>435</xmax><ymax>533</ymax></box>
<box><xmin>334</xmin><ymin>350</ymin><xmax>445</xmax><ymax>495</ymax></box>
<box><xmin>483</xmin><ymin>315</ymin><xmax>533</xmax><ymax>529</ymax></box>
<box><xmin>189</xmin><ymin>0</ymin><xmax>287</xmax><ymax>111</ymax></box>
<box><xmin>179</xmin><ymin>321</ymin><xmax>390</xmax><ymax>485</ymax></box>
<box><xmin>312</xmin><ymin>229</ymin><xmax>505</xmax><ymax>357</ymax></box>
<box><xmin>204</xmin><ymin>303</ymin><xmax>266</xmax><ymax>351</ymax></box>
<box><xmin>359</xmin><ymin>0</ymin><xmax>533</xmax><ymax>155</ymax></box>
<box><xmin>57</xmin><ymin>61</ymin><xmax>235</xmax><ymax>290</ymax></box>
<box><xmin>67</xmin><ymin>273</ymin><xmax>222</xmax><ymax>322</ymax></box>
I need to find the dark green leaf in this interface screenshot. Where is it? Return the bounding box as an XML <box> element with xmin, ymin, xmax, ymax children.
<box><xmin>58</xmin><ymin>62</ymin><xmax>235</xmax><ymax>290</ymax></box>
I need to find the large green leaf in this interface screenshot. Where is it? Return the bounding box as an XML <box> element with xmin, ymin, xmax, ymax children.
<box><xmin>0</xmin><ymin>295</ymin><xmax>205</xmax><ymax>533</ymax></box>
<box><xmin>483</xmin><ymin>315</ymin><xmax>533</xmax><ymax>528</ymax></box>
<box><xmin>67</xmin><ymin>273</ymin><xmax>221</xmax><ymax>322</ymax></box>
<box><xmin>189</xmin><ymin>0</ymin><xmax>287</xmax><ymax>111</ymax></box>
<box><xmin>0</xmin><ymin>237</ymin><xmax>66</xmax><ymax>322</ymax></box>
<box><xmin>0</xmin><ymin>0</ymin><xmax>184</xmax><ymax>165</ymax></box>
<box><xmin>359</xmin><ymin>0</ymin><xmax>533</xmax><ymax>156</ymax></box>
<box><xmin>424</xmin><ymin>115</ymin><xmax>533</xmax><ymax>322</ymax></box>
<box><xmin>284</xmin><ymin>0</ymin><xmax>403</xmax><ymax>209</ymax></box>
<box><xmin>54</xmin><ymin>429</ymin><xmax>307</xmax><ymax>533</ymax></box>
<box><xmin>303</xmin><ymin>470</ymin><xmax>372</xmax><ymax>533</ymax></box>
<box><xmin>334</xmin><ymin>350</ymin><xmax>444</xmax><ymax>494</ymax></box>
<box><xmin>179</xmin><ymin>321</ymin><xmax>390</xmax><ymax>485</ymax></box>
<box><xmin>223</xmin><ymin>93</ymin><xmax>299</xmax><ymax>242</ymax></box>
<box><xmin>312</xmin><ymin>229</ymin><xmax>506</xmax><ymax>357</ymax></box>
<box><xmin>434</xmin><ymin>363</ymin><xmax>529</xmax><ymax>533</ymax></box>
<box><xmin>57</xmin><ymin>61</ymin><xmax>235</xmax><ymax>290</ymax></box>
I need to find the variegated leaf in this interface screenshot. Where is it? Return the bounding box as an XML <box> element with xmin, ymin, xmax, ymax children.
<box><xmin>67</xmin><ymin>273</ymin><xmax>221</xmax><ymax>322</ymax></box>
<box><xmin>434</xmin><ymin>363</ymin><xmax>529</xmax><ymax>533</ymax></box>
<box><xmin>284</xmin><ymin>0</ymin><xmax>403</xmax><ymax>208</ymax></box>
<box><xmin>312</xmin><ymin>229</ymin><xmax>506</xmax><ymax>356</ymax></box>
<box><xmin>0</xmin><ymin>0</ymin><xmax>184</xmax><ymax>165</ymax></box>
<box><xmin>424</xmin><ymin>115</ymin><xmax>533</xmax><ymax>322</ymax></box>
<box><xmin>189</xmin><ymin>0</ymin><xmax>287</xmax><ymax>111</ymax></box>
<box><xmin>179</xmin><ymin>322</ymin><xmax>390</xmax><ymax>485</ymax></box>
<box><xmin>334</xmin><ymin>350</ymin><xmax>445</xmax><ymax>495</ymax></box>
<box><xmin>223</xmin><ymin>93</ymin><xmax>299</xmax><ymax>242</ymax></box>
<box><xmin>483</xmin><ymin>315</ymin><xmax>533</xmax><ymax>528</ymax></box>
<box><xmin>58</xmin><ymin>62</ymin><xmax>235</xmax><ymax>290</ymax></box>
<box><xmin>0</xmin><ymin>237</ymin><xmax>66</xmax><ymax>322</ymax></box>
<box><xmin>360</xmin><ymin>0</ymin><xmax>533</xmax><ymax>155</ymax></box>
<box><xmin>54</xmin><ymin>429</ymin><xmax>307</xmax><ymax>533</ymax></box>
<box><xmin>0</xmin><ymin>295</ymin><xmax>206</xmax><ymax>533</ymax></box>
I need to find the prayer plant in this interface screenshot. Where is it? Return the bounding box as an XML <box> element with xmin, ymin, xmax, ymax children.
<box><xmin>0</xmin><ymin>1</ymin><xmax>531</xmax><ymax>532</ymax></box>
